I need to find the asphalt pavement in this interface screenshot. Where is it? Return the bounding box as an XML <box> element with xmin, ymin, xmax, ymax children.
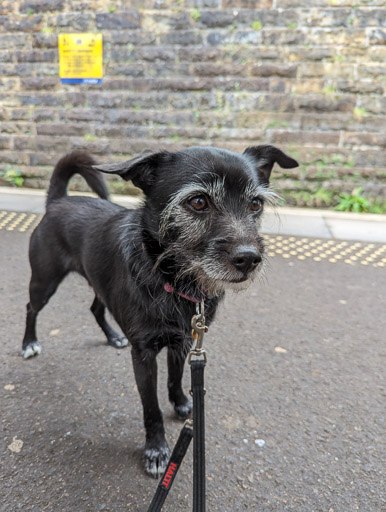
<box><xmin>1</xmin><ymin>189</ymin><xmax>385</xmax><ymax>511</ymax></box>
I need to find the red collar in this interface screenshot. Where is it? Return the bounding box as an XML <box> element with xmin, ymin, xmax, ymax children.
<box><xmin>164</xmin><ymin>282</ymin><xmax>203</xmax><ymax>304</ymax></box>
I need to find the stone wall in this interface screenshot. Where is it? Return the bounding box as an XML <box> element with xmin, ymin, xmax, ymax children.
<box><xmin>0</xmin><ymin>0</ymin><xmax>385</xmax><ymax>208</ymax></box>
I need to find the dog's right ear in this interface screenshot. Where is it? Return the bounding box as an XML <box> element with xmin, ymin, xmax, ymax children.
<box><xmin>93</xmin><ymin>151</ymin><xmax>169</xmax><ymax>194</ymax></box>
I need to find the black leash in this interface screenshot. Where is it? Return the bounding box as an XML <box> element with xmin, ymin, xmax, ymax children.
<box><xmin>147</xmin><ymin>301</ymin><xmax>208</xmax><ymax>512</ymax></box>
<box><xmin>191</xmin><ymin>359</ymin><xmax>206</xmax><ymax>512</ymax></box>
<box><xmin>147</xmin><ymin>424</ymin><xmax>193</xmax><ymax>511</ymax></box>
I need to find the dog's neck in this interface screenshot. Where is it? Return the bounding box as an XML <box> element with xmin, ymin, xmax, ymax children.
<box><xmin>163</xmin><ymin>282</ymin><xmax>204</xmax><ymax>303</ymax></box>
<box><xmin>141</xmin><ymin>229</ymin><xmax>206</xmax><ymax>302</ymax></box>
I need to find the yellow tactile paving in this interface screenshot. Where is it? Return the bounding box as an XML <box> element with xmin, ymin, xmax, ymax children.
<box><xmin>0</xmin><ymin>211</ymin><xmax>41</xmax><ymax>233</ymax></box>
<box><xmin>0</xmin><ymin>211</ymin><xmax>385</xmax><ymax>268</ymax></box>
<box><xmin>265</xmin><ymin>235</ymin><xmax>385</xmax><ymax>268</ymax></box>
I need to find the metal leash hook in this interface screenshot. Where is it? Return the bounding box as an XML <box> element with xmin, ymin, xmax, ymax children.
<box><xmin>188</xmin><ymin>300</ymin><xmax>208</xmax><ymax>364</ymax></box>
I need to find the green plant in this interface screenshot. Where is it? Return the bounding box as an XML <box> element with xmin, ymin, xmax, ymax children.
<box><xmin>348</xmin><ymin>14</ymin><xmax>355</xmax><ymax>25</ymax></box>
<box><xmin>353</xmin><ymin>107</ymin><xmax>367</xmax><ymax>119</ymax></box>
<box><xmin>83</xmin><ymin>133</ymin><xmax>96</xmax><ymax>141</ymax></box>
<box><xmin>312</xmin><ymin>188</ymin><xmax>334</xmax><ymax>207</ymax></box>
<box><xmin>0</xmin><ymin>168</ymin><xmax>24</xmax><ymax>187</ymax></box>
<box><xmin>323</xmin><ymin>84</ymin><xmax>337</xmax><ymax>96</ymax></box>
<box><xmin>286</xmin><ymin>22</ymin><xmax>298</xmax><ymax>29</ymax></box>
<box><xmin>108</xmin><ymin>5</ymin><xmax>117</xmax><ymax>13</ymax></box>
<box><xmin>335</xmin><ymin>187</ymin><xmax>370</xmax><ymax>213</ymax></box>
<box><xmin>251</xmin><ymin>20</ymin><xmax>263</xmax><ymax>31</ymax></box>
<box><xmin>266</xmin><ymin>120</ymin><xmax>289</xmax><ymax>129</ymax></box>
<box><xmin>191</xmin><ymin>8</ymin><xmax>200</xmax><ymax>22</ymax></box>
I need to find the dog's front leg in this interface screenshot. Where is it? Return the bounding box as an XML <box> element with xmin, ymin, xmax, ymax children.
<box><xmin>167</xmin><ymin>347</ymin><xmax>193</xmax><ymax>420</ymax></box>
<box><xmin>131</xmin><ymin>347</ymin><xmax>170</xmax><ymax>478</ymax></box>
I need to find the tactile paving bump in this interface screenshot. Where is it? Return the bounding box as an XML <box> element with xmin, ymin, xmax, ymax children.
<box><xmin>1</xmin><ymin>211</ymin><xmax>385</xmax><ymax>268</ymax></box>
<box><xmin>0</xmin><ymin>210</ymin><xmax>41</xmax><ymax>233</ymax></box>
<box><xmin>265</xmin><ymin>235</ymin><xmax>385</xmax><ymax>268</ymax></box>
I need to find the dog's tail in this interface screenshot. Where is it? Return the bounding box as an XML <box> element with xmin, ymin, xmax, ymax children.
<box><xmin>46</xmin><ymin>151</ymin><xmax>110</xmax><ymax>207</ymax></box>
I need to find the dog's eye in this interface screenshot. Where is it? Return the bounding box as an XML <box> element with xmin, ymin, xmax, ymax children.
<box><xmin>188</xmin><ymin>196</ymin><xmax>208</xmax><ymax>212</ymax></box>
<box><xmin>251</xmin><ymin>198</ymin><xmax>263</xmax><ymax>212</ymax></box>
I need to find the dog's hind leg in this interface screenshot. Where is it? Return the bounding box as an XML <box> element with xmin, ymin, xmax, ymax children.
<box><xmin>167</xmin><ymin>347</ymin><xmax>192</xmax><ymax>419</ymax></box>
<box><xmin>22</xmin><ymin>272</ymin><xmax>66</xmax><ymax>359</ymax></box>
<box><xmin>90</xmin><ymin>296</ymin><xmax>128</xmax><ymax>348</ymax></box>
<box><xmin>131</xmin><ymin>346</ymin><xmax>170</xmax><ymax>478</ymax></box>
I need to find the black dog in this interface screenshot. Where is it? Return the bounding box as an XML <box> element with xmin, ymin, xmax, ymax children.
<box><xmin>21</xmin><ymin>145</ymin><xmax>298</xmax><ymax>477</ymax></box>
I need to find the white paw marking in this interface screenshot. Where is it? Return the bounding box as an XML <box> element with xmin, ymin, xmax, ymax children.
<box><xmin>117</xmin><ymin>337</ymin><xmax>129</xmax><ymax>347</ymax></box>
<box><xmin>144</xmin><ymin>447</ymin><xmax>170</xmax><ymax>478</ymax></box>
<box><xmin>22</xmin><ymin>342</ymin><xmax>42</xmax><ymax>359</ymax></box>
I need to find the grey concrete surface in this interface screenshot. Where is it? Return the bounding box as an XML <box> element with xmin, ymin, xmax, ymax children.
<box><xmin>1</xmin><ymin>186</ymin><xmax>386</xmax><ymax>243</ymax></box>
<box><xmin>1</xmin><ymin>229</ymin><xmax>385</xmax><ymax>512</ymax></box>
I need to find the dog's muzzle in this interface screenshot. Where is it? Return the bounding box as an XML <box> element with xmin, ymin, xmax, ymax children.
<box><xmin>230</xmin><ymin>245</ymin><xmax>262</xmax><ymax>276</ymax></box>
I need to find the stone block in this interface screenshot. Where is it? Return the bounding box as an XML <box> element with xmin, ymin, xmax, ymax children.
<box><xmin>193</xmin><ymin>62</ymin><xmax>246</xmax><ymax>77</ymax></box>
<box><xmin>358</xmin><ymin>64</ymin><xmax>386</xmax><ymax>77</ymax></box>
<box><xmin>19</xmin><ymin>93</ymin><xmax>64</xmax><ymax>107</ymax></box>
<box><xmin>55</xmin><ymin>13</ymin><xmax>94</xmax><ymax>31</ymax></box>
<box><xmin>285</xmin><ymin>46</ymin><xmax>335</xmax><ymax>62</ymax></box>
<box><xmin>337</xmin><ymin>80</ymin><xmax>384</xmax><ymax>95</ymax></box>
<box><xmin>136</xmin><ymin>47</ymin><xmax>176</xmax><ymax>62</ymax></box>
<box><xmin>199</xmin><ymin>11</ymin><xmax>236</xmax><ymax>28</ymax></box>
<box><xmin>305</xmin><ymin>28</ymin><xmax>367</xmax><ymax>46</ymax></box>
<box><xmin>262</xmin><ymin>29</ymin><xmax>304</xmax><ymax>45</ymax></box>
<box><xmin>358</xmin><ymin>96</ymin><xmax>386</xmax><ymax>115</ymax></box>
<box><xmin>251</xmin><ymin>64</ymin><xmax>297</xmax><ymax>78</ymax></box>
<box><xmin>222</xmin><ymin>0</ymin><xmax>273</xmax><ymax>7</ymax></box>
<box><xmin>0</xmin><ymin>121</ymin><xmax>34</xmax><ymax>134</ymax></box>
<box><xmin>21</xmin><ymin>78</ymin><xmax>58</xmax><ymax>91</ymax></box>
<box><xmin>368</xmin><ymin>29</ymin><xmax>386</xmax><ymax>45</ymax></box>
<box><xmin>16</xmin><ymin>50</ymin><xmax>56</xmax><ymax>63</ymax></box>
<box><xmin>177</xmin><ymin>46</ymin><xmax>220</xmax><ymax>61</ymax></box>
<box><xmin>160</xmin><ymin>31</ymin><xmax>203</xmax><ymax>45</ymax></box>
<box><xmin>20</xmin><ymin>0</ymin><xmax>64</xmax><ymax>13</ymax></box>
<box><xmin>270</xmin><ymin>131</ymin><xmax>339</xmax><ymax>147</ymax></box>
<box><xmin>343</xmin><ymin>133</ymin><xmax>386</xmax><ymax>148</ymax></box>
<box><xmin>295</xmin><ymin>95</ymin><xmax>355</xmax><ymax>113</ymax></box>
<box><xmin>292</xmin><ymin>79</ymin><xmax>324</xmax><ymax>95</ymax></box>
<box><xmin>33</xmin><ymin>109</ymin><xmax>58</xmax><ymax>122</ymax></box>
<box><xmin>0</xmin><ymin>34</ymin><xmax>27</xmax><ymax>48</ymax></box>
<box><xmin>96</xmin><ymin>11</ymin><xmax>141</xmax><ymax>30</ymax></box>
<box><xmin>8</xmin><ymin>108</ymin><xmax>33</xmax><ymax>121</ymax></box>
<box><xmin>0</xmin><ymin>135</ymin><xmax>11</xmax><ymax>149</ymax></box>
<box><xmin>58</xmin><ymin>108</ymin><xmax>105</xmax><ymax>123</ymax></box>
<box><xmin>355</xmin><ymin>8</ymin><xmax>386</xmax><ymax>27</ymax></box>
<box><xmin>0</xmin><ymin>151</ymin><xmax>30</xmax><ymax>165</ymax></box>
<box><xmin>110</xmin><ymin>31</ymin><xmax>156</xmax><ymax>46</ymax></box>
<box><xmin>32</xmin><ymin>33</ymin><xmax>57</xmax><ymax>48</ymax></box>
<box><xmin>36</xmin><ymin>122</ymin><xmax>91</xmax><ymax>137</ymax></box>
<box><xmin>0</xmin><ymin>51</ymin><xmax>13</xmax><ymax>62</ymax></box>
<box><xmin>1</xmin><ymin>14</ymin><xmax>44</xmax><ymax>32</ymax></box>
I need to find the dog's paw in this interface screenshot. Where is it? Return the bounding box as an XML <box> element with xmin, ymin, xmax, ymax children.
<box><xmin>21</xmin><ymin>342</ymin><xmax>42</xmax><ymax>359</ymax></box>
<box><xmin>144</xmin><ymin>445</ymin><xmax>170</xmax><ymax>478</ymax></box>
<box><xmin>108</xmin><ymin>335</ymin><xmax>129</xmax><ymax>349</ymax></box>
<box><xmin>174</xmin><ymin>400</ymin><xmax>193</xmax><ymax>420</ymax></box>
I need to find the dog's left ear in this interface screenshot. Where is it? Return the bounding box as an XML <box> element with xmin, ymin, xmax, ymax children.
<box><xmin>243</xmin><ymin>145</ymin><xmax>299</xmax><ymax>185</ymax></box>
<box><xmin>93</xmin><ymin>150</ymin><xmax>170</xmax><ymax>194</ymax></box>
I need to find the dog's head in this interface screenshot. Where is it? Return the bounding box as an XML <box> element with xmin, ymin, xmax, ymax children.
<box><xmin>94</xmin><ymin>145</ymin><xmax>298</xmax><ymax>297</ymax></box>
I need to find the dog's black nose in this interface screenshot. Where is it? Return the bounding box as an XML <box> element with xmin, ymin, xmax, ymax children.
<box><xmin>231</xmin><ymin>247</ymin><xmax>262</xmax><ymax>274</ymax></box>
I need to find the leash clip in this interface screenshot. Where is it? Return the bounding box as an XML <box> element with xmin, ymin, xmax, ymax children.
<box><xmin>188</xmin><ymin>300</ymin><xmax>208</xmax><ymax>364</ymax></box>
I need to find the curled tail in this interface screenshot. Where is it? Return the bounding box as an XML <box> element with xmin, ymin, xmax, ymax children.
<box><xmin>46</xmin><ymin>151</ymin><xmax>110</xmax><ymax>207</ymax></box>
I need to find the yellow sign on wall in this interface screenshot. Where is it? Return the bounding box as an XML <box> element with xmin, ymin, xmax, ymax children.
<box><xmin>58</xmin><ymin>33</ymin><xmax>103</xmax><ymax>84</ymax></box>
